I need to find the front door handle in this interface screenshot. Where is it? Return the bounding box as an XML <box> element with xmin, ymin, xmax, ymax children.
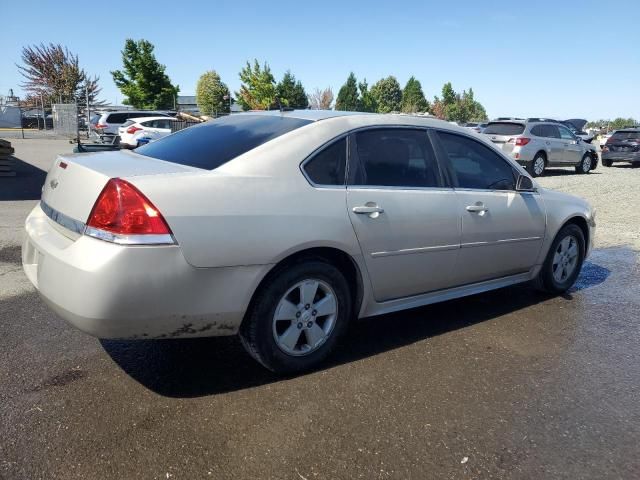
<box><xmin>353</xmin><ymin>205</ymin><xmax>384</xmax><ymax>215</ymax></box>
<box><xmin>466</xmin><ymin>204</ymin><xmax>488</xmax><ymax>213</ymax></box>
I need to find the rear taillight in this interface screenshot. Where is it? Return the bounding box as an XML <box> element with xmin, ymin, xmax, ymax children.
<box><xmin>515</xmin><ymin>137</ymin><xmax>531</xmax><ymax>146</ymax></box>
<box><xmin>606</xmin><ymin>137</ymin><xmax>614</xmax><ymax>144</ymax></box>
<box><xmin>95</xmin><ymin>123</ymin><xmax>108</xmax><ymax>130</ymax></box>
<box><xmin>126</xmin><ymin>126</ymin><xmax>142</xmax><ymax>134</ymax></box>
<box><xmin>85</xmin><ymin>178</ymin><xmax>174</xmax><ymax>244</ymax></box>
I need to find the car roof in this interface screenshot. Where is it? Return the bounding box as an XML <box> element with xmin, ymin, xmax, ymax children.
<box><xmin>234</xmin><ymin>109</ymin><xmax>370</xmax><ymax>122</ymax></box>
<box><xmin>127</xmin><ymin>116</ymin><xmax>175</xmax><ymax>123</ymax></box>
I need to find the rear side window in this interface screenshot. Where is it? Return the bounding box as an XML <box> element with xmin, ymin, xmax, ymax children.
<box><xmin>349</xmin><ymin>129</ymin><xmax>439</xmax><ymax>188</ymax></box>
<box><xmin>531</xmin><ymin>125</ymin><xmax>544</xmax><ymax>137</ymax></box>
<box><xmin>303</xmin><ymin>138</ymin><xmax>347</xmax><ymax>186</ymax></box>
<box><xmin>135</xmin><ymin>115</ymin><xmax>312</xmax><ymax>170</ymax></box>
<box><xmin>437</xmin><ymin>131</ymin><xmax>515</xmax><ymax>190</ymax></box>
<box><xmin>106</xmin><ymin>113</ymin><xmax>128</xmax><ymax>124</ymax></box>
<box><xmin>483</xmin><ymin>122</ymin><xmax>525</xmax><ymax>135</ymax></box>
<box><xmin>610</xmin><ymin>131</ymin><xmax>640</xmax><ymax>141</ymax></box>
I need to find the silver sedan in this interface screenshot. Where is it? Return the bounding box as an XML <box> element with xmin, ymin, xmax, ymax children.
<box><xmin>23</xmin><ymin>111</ymin><xmax>595</xmax><ymax>373</ymax></box>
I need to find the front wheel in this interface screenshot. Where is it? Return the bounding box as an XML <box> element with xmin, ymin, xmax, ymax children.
<box><xmin>240</xmin><ymin>260</ymin><xmax>351</xmax><ymax>374</ymax></box>
<box><xmin>533</xmin><ymin>224</ymin><xmax>585</xmax><ymax>294</ymax></box>
<box><xmin>575</xmin><ymin>154</ymin><xmax>592</xmax><ymax>174</ymax></box>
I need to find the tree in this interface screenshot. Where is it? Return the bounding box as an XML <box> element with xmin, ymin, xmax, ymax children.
<box><xmin>236</xmin><ymin>59</ymin><xmax>277</xmax><ymax>110</ymax></box>
<box><xmin>196</xmin><ymin>70</ymin><xmax>230</xmax><ymax>116</ymax></box>
<box><xmin>401</xmin><ymin>76</ymin><xmax>428</xmax><ymax>113</ymax></box>
<box><xmin>433</xmin><ymin>83</ymin><xmax>488</xmax><ymax>123</ymax></box>
<box><xmin>370</xmin><ymin>76</ymin><xmax>402</xmax><ymax>113</ymax></box>
<box><xmin>18</xmin><ymin>43</ymin><xmax>103</xmax><ymax>106</ymax></box>
<box><xmin>308</xmin><ymin>87</ymin><xmax>334</xmax><ymax>110</ymax></box>
<box><xmin>111</xmin><ymin>39</ymin><xmax>179</xmax><ymax>109</ymax></box>
<box><xmin>335</xmin><ymin>72</ymin><xmax>359</xmax><ymax>111</ymax></box>
<box><xmin>358</xmin><ymin>80</ymin><xmax>377</xmax><ymax>112</ymax></box>
<box><xmin>276</xmin><ymin>71</ymin><xmax>308</xmax><ymax>109</ymax></box>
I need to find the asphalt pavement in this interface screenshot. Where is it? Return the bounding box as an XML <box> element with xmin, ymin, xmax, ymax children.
<box><xmin>1</xmin><ymin>139</ymin><xmax>638</xmax><ymax>479</ymax></box>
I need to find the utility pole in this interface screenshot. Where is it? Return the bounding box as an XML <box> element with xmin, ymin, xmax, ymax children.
<box><xmin>86</xmin><ymin>85</ymin><xmax>90</xmax><ymax>138</ymax></box>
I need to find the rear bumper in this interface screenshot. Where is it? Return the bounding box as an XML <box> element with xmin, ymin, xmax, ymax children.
<box><xmin>23</xmin><ymin>204</ymin><xmax>270</xmax><ymax>339</ymax></box>
<box><xmin>602</xmin><ymin>151</ymin><xmax>640</xmax><ymax>163</ymax></box>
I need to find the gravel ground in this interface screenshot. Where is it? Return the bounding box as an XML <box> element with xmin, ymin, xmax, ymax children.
<box><xmin>536</xmin><ymin>163</ymin><xmax>640</xmax><ymax>250</ymax></box>
<box><xmin>1</xmin><ymin>140</ymin><xmax>639</xmax><ymax>479</ymax></box>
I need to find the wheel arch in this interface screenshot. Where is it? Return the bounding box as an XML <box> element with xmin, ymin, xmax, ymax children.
<box><xmin>241</xmin><ymin>246</ymin><xmax>365</xmax><ymax>330</ymax></box>
<box><xmin>563</xmin><ymin>215</ymin><xmax>590</xmax><ymax>250</ymax></box>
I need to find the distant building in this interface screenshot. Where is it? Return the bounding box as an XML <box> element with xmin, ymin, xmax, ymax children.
<box><xmin>177</xmin><ymin>95</ymin><xmax>243</xmax><ymax>114</ymax></box>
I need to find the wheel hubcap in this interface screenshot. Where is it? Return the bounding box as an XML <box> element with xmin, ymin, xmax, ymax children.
<box><xmin>534</xmin><ymin>157</ymin><xmax>545</xmax><ymax>175</ymax></box>
<box><xmin>583</xmin><ymin>157</ymin><xmax>591</xmax><ymax>172</ymax></box>
<box><xmin>552</xmin><ymin>235</ymin><xmax>579</xmax><ymax>283</ymax></box>
<box><xmin>272</xmin><ymin>279</ymin><xmax>338</xmax><ymax>356</ymax></box>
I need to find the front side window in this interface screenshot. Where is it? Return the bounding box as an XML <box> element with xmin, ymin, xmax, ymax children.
<box><xmin>350</xmin><ymin>129</ymin><xmax>439</xmax><ymax>188</ymax></box>
<box><xmin>303</xmin><ymin>138</ymin><xmax>347</xmax><ymax>186</ymax></box>
<box><xmin>437</xmin><ymin>131</ymin><xmax>515</xmax><ymax>190</ymax></box>
<box><xmin>557</xmin><ymin>125</ymin><xmax>575</xmax><ymax>140</ymax></box>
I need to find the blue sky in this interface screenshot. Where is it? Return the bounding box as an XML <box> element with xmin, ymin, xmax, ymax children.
<box><xmin>1</xmin><ymin>0</ymin><xmax>638</xmax><ymax>119</ymax></box>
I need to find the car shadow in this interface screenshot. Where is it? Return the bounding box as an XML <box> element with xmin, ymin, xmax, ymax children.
<box><xmin>0</xmin><ymin>156</ymin><xmax>47</xmax><ymax>201</ymax></box>
<box><xmin>541</xmin><ymin>169</ymin><xmax>602</xmax><ymax>177</ymax></box>
<box><xmin>101</xmin><ymin>259</ymin><xmax>611</xmax><ymax>398</ymax></box>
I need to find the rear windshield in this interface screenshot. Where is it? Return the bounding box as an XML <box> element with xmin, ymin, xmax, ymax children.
<box><xmin>135</xmin><ymin>114</ymin><xmax>313</xmax><ymax>170</ymax></box>
<box><xmin>121</xmin><ymin>120</ymin><xmax>135</xmax><ymax>127</ymax></box>
<box><xmin>610</xmin><ymin>131</ymin><xmax>640</xmax><ymax>141</ymax></box>
<box><xmin>483</xmin><ymin>122</ymin><xmax>525</xmax><ymax>135</ymax></box>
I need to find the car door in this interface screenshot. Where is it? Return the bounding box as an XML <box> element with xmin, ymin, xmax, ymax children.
<box><xmin>557</xmin><ymin>125</ymin><xmax>582</xmax><ymax>164</ymax></box>
<box><xmin>433</xmin><ymin>130</ymin><xmax>546</xmax><ymax>285</ymax></box>
<box><xmin>541</xmin><ymin>124</ymin><xmax>564</xmax><ymax>164</ymax></box>
<box><xmin>346</xmin><ymin>128</ymin><xmax>460</xmax><ymax>302</ymax></box>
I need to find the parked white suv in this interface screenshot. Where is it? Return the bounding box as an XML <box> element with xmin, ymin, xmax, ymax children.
<box><xmin>94</xmin><ymin>111</ymin><xmax>170</xmax><ymax>137</ymax></box>
<box><xmin>118</xmin><ymin>117</ymin><xmax>176</xmax><ymax>148</ymax></box>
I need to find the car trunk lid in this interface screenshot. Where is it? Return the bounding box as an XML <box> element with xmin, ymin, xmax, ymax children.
<box><xmin>41</xmin><ymin>150</ymin><xmax>200</xmax><ymax>230</ymax></box>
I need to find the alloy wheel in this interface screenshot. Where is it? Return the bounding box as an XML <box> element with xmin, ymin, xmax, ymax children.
<box><xmin>552</xmin><ymin>235</ymin><xmax>579</xmax><ymax>283</ymax></box>
<box><xmin>534</xmin><ymin>157</ymin><xmax>545</xmax><ymax>176</ymax></box>
<box><xmin>272</xmin><ymin>279</ymin><xmax>338</xmax><ymax>356</ymax></box>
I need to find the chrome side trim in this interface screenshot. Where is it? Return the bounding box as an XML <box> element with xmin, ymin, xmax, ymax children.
<box><xmin>371</xmin><ymin>244</ymin><xmax>459</xmax><ymax>258</ymax></box>
<box><xmin>84</xmin><ymin>227</ymin><xmax>175</xmax><ymax>246</ymax></box>
<box><xmin>41</xmin><ymin>200</ymin><xmax>86</xmax><ymax>234</ymax></box>
<box><xmin>460</xmin><ymin>236</ymin><xmax>542</xmax><ymax>248</ymax></box>
<box><xmin>40</xmin><ymin>201</ymin><xmax>176</xmax><ymax>246</ymax></box>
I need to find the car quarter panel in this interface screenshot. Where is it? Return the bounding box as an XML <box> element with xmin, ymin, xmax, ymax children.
<box><xmin>23</xmin><ymin>204</ymin><xmax>270</xmax><ymax>338</ymax></box>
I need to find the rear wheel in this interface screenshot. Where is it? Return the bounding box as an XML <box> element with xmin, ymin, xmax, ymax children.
<box><xmin>533</xmin><ymin>224</ymin><xmax>585</xmax><ymax>294</ymax></box>
<box><xmin>527</xmin><ymin>153</ymin><xmax>546</xmax><ymax>177</ymax></box>
<box><xmin>575</xmin><ymin>154</ymin><xmax>592</xmax><ymax>174</ymax></box>
<box><xmin>240</xmin><ymin>260</ymin><xmax>351</xmax><ymax>374</ymax></box>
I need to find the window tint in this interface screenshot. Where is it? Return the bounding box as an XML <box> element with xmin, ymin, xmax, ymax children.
<box><xmin>106</xmin><ymin>113</ymin><xmax>128</xmax><ymax>124</ymax></box>
<box><xmin>530</xmin><ymin>125</ymin><xmax>544</xmax><ymax>137</ymax></box>
<box><xmin>610</xmin><ymin>131</ymin><xmax>640</xmax><ymax>141</ymax></box>
<box><xmin>350</xmin><ymin>129</ymin><xmax>439</xmax><ymax>188</ymax></box>
<box><xmin>136</xmin><ymin>115</ymin><xmax>312</xmax><ymax>170</ymax></box>
<box><xmin>303</xmin><ymin>138</ymin><xmax>347</xmax><ymax>185</ymax></box>
<box><xmin>544</xmin><ymin>124</ymin><xmax>561</xmax><ymax>138</ymax></box>
<box><xmin>483</xmin><ymin>122</ymin><xmax>525</xmax><ymax>135</ymax></box>
<box><xmin>437</xmin><ymin>131</ymin><xmax>515</xmax><ymax>190</ymax></box>
<box><xmin>557</xmin><ymin>125</ymin><xmax>575</xmax><ymax>140</ymax></box>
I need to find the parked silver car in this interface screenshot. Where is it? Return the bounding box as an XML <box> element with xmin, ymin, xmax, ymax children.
<box><xmin>483</xmin><ymin>119</ymin><xmax>598</xmax><ymax>177</ymax></box>
<box><xmin>23</xmin><ymin>111</ymin><xmax>595</xmax><ymax>373</ymax></box>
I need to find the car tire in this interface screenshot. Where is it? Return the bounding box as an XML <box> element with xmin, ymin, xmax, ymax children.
<box><xmin>575</xmin><ymin>154</ymin><xmax>592</xmax><ymax>174</ymax></box>
<box><xmin>533</xmin><ymin>224</ymin><xmax>585</xmax><ymax>294</ymax></box>
<box><xmin>527</xmin><ymin>153</ymin><xmax>546</xmax><ymax>177</ymax></box>
<box><xmin>602</xmin><ymin>159</ymin><xmax>612</xmax><ymax>167</ymax></box>
<box><xmin>240</xmin><ymin>260</ymin><xmax>352</xmax><ymax>374</ymax></box>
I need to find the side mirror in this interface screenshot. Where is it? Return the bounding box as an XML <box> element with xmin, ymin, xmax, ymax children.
<box><xmin>576</xmin><ymin>136</ymin><xmax>582</xmax><ymax>143</ymax></box>
<box><xmin>516</xmin><ymin>174</ymin><xmax>536</xmax><ymax>192</ymax></box>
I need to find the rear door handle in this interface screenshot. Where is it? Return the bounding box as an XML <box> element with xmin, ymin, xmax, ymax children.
<box><xmin>353</xmin><ymin>205</ymin><xmax>384</xmax><ymax>214</ymax></box>
<box><xmin>466</xmin><ymin>204</ymin><xmax>488</xmax><ymax>213</ymax></box>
